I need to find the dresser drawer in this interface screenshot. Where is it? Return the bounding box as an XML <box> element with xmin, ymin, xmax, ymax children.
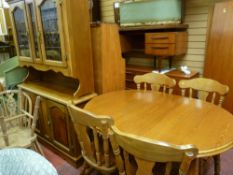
<box><xmin>145</xmin><ymin>44</ymin><xmax>175</xmax><ymax>56</ymax></box>
<box><xmin>145</xmin><ymin>33</ymin><xmax>176</xmax><ymax>44</ymax></box>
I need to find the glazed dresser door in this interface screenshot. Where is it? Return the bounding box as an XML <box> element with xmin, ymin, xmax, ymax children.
<box><xmin>36</xmin><ymin>0</ymin><xmax>67</xmax><ymax>67</ymax></box>
<box><xmin>25</xmin><ymin>0</ymin><xmax>43</xmax><ymax>63</ymax></box>
<box><xmin>10</xmin><ymin>1</ymin><xmax>33</xmax><ymax>62</ymax></box>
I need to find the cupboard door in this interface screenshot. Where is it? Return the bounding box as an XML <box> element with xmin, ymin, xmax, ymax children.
<box><xmin>46</xmin><ymin>100</ymin><xmax>71</xmax><ymax>152</ymax></box>
<box><xmin>36</xmin><ymin>0</ymin><xmax>67</xmax><ymax>67</ymax></box>
<box><xmin>10</xmin><ymin>1</ymin><xmax>33</xmax><ymax>62</ymax></box>
<box><xmin>204</xmin><ymin>1</ymin><xmax>233</xmax><ymax>113</ymax></box>
<box><xmin>28</xmin><ymin>92</ymin><xmax>52</xmax><ymax>139</ymax></box>
<box><xmin>25</xmin><ymin>0</ymin><xmax>43</xmax><ymax>63</ymax></box>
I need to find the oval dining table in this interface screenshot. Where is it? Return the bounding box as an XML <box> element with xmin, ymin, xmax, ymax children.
<box><xmin>84</xmin><ymin>90</ymin><xmax>233</xmax><ymax>174</ymax></box>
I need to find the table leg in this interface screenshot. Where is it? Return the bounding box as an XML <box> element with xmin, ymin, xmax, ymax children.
<box><xmin>188</xmin><ymin>159</ymin><xmax>199</xmax><ymax>175</ymax></box>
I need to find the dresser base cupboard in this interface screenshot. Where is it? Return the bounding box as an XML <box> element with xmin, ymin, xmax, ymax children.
<box><xmin>8</xmin><ymin>0</ymin><xmax>94</xmax><ymax>165</ymax></box>
<box><xmin>204</xmin><ymin>1</ymin><xmax>233</xmax><ymax>114</ymax></box>
<box><xmin>18</xmin><ymin>69</ymin><xmax>96</xmax><ymax>166</ymax></box>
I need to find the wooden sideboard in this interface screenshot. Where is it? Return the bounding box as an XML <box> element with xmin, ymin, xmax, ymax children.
<box><xmin>120</xmin><ymin>24</ymin><xmax>188</xmax><ymax>70</ymax></box>
<box><xmin>126</xmin><ymin>65</ymin><xmax>199</xmax><ymax>95</ymax></box>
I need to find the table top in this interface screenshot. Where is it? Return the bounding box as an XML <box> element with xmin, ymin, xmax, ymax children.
<box><xmin>85</xmin><ymin>90</ymin><xmax>233</xmax><ymax>158</ymax></box>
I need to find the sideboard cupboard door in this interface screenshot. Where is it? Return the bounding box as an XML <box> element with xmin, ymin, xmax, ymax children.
<box><xmin>25</xmin><ymin>0</ymin><xmax>43</xmax><ymax>63</ymax></box>
<box><xmin>35</xmin><ymin>0</ymin><xmax>67</xmax><ymax>67</ymax></box>
<box><xmin>10</xmin><ymin>1</ymin><xmax>33</xmax><ymax>62</ymax></box>
<box><xmin>46</xmin><ymin>100</ymin><xmax>71</xmax><ymax>152</ymax></box>
<box><xmin>27</xmin><ymin>92</ymin><xmax>52</xmax><ymax>140</ymax></box>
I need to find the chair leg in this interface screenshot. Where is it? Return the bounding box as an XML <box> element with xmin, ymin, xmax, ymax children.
<box><xmin>80</xmin><ymin>161</ymin><xmax>88</xmax><ymax>175</ymax></box>
<box><xmin>214</xmin><ymin>155</ymin><xmax>220</xmax><ymax>175</ymax></box>
<box><xmin>199</xmin><ymin>158</ymin><xmax>204</xmax><ymax>175</ymax></box>
<box><xmin>33</xmin><ymin>140</ymin><xmax>44</xmax><ymax>156</ymax></box>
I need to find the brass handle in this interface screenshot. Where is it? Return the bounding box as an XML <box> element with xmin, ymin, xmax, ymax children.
<box><xmin>37</xmin><ymin>31</ymin><xmax>41</xmax><ymax>44</ymax></box>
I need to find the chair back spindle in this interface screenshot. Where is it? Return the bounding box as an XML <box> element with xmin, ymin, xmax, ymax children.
<box><xmin>0</xmin><ymin>89</ymin><xmax>43</xmax><ymax>155</ymax></box>
<box><xmin>68</xmin><ymin>104</ymin><xmax>116</xmax><ymax>173</ymax></box>
<box><xmin>134</xmin><ymin>73</ymin><xmax>176</xmax><ymax>94</ymax></box>
<box><xmin>110</xmin><ymin>126</ymin><xmax>198</xmax><ymax>175</ymax></box>
<box><xmin>179</xmin><ymin>78</ymin><xmax>229</xmax><ymax>106</ymax></box>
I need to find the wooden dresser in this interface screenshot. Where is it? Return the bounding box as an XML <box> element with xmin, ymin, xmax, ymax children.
<box><xmin>7</xmin><ymin>0</ymin><xmax>94</xmax><ymax>166</ymax></box>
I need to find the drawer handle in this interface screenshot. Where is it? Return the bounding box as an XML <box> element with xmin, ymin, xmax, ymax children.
<box><xmin>151</xmin><ymin>46</ymin><xmax>169</xmax><ymax>50</ymax></box>
<box><xmin>151</xmin><ymin>36</ymin><xmax>168</xmax><ymax>40</ymax></box>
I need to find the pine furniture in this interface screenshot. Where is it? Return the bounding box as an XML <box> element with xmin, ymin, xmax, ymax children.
<box><xmin>7</xmin><ymin>0</ymin><xmax>95</xmax><ymax>165</ymax></box>
<box><xmin>85</xmin><ymin>90</ymin><xmax>233</xmax><ymax>175</ymax></box>
<box><xmin>0</xmin><ymin>90</ymin><xmax>43</xmax><ymax>155</ymax></box>
<box><xmin>91</xmin><ymin>23</ymin><xmax>125</xmax><ymax>94</ymax></box>
<box><xmin>133</xmin><ymin>72</ymin><xmax>176</xmax><ymax>94</ymax></box>
<box><xmin>110</xmin><ymin>126</ymin><xmax>198</xmax><ymax>175</ymax></box>
<box><xmin>68</xmin><ymin>105</ymin><xmax>116</xmax><ymax>174</ymax></box>
<box><xmin>179</xmin><ymin>78</ymin><xmax>229</xmax><ymax>107</ymax></box>
<box><xmin>179</xmin><ymin>77</ymin><xmax>229</xmax><ymax>175</ymax></box>
<box><xmin>126</xmin><ymin>65</ymin><xmax>199</xmax><ymax>94</ymax></box>
<box><xmin>8</xmin><ymin>0</ymin><xmax>94</xmax><ymax>97</ymax></box>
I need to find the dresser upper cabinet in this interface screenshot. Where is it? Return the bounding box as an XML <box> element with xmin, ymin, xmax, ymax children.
<box><xmin>36</xmin><ymin>0</ymin><xmax>66</xmax><ymax>67</ymax></box>
<box><xmin>10</xmin><ymin>0</ymin><xmax>66</xmax><ymax>66</ymax></box>
<box><xmin>8</xmin><ymin>0</ymin><xmax>94</xmax><ymax>97</ymax></box>
<box><xmin>10</xmin><ymin>1</ymin><xmax>33</xmax><ymax>62</ymax></box>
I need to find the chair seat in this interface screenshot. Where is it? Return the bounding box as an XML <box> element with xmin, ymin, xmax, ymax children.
<box><xmin>0</xmin><ymin>127</ymin><xmax>36</xmax><ymax>148</ymax></box>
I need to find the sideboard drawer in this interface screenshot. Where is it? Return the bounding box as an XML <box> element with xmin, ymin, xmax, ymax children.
<box><xmin>145</xmin><ymin>44</ymin><xmax>175</xmax><ymax>56</ymax></box>
<box><xmin>145</xmin><ymin>33</ymin><xmax>176</xmax><ymax>44</ymax></box>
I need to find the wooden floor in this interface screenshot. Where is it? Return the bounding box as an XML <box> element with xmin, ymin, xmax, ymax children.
<box><xmin>43</xmin><ymin>146</ymin><xmax>233</xmax><ymax>175</ymax></box>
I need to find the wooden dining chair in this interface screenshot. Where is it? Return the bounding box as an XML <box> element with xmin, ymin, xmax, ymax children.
<box><xmin>179</xmin><ymin>77</ymin><xmax>229</xmax><ymax>175</ymax></box>
<box><xmin>68</xmin><ymin>104</ymin><xmax>116</xmax><ymax>174</ymax></box>
<box><xmin>0</xmin><ymin>90</ymin><xmax>43</xmax><ymax>155</ymax></box>
<box><xmin>179</xmin><ymin>77</ymin><xmax>229</xmax><ymax>107</ymax></box>
<box><xmin>110</xmin><ymin>126</ymin><xmax>198</xmax><ymax>175</ymax></box>
<box><xmin>134</xmin><ymin>72</ymin><xmax>176</xmax><ymax>94</ymax></box>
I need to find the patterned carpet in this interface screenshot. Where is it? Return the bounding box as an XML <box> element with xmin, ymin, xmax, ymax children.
<box><xmin>43</xmin><ymin>145</ymin><xmax>233</xmax><ymax>175</ymax></box>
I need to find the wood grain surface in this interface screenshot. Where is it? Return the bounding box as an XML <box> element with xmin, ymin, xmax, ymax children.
<box><xmin>85</xmin><ymin>90</ymin><xmax>233</xmax><ymax>158</ymax></box>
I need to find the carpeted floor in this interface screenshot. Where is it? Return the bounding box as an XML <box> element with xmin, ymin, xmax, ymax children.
<box><xmin>43</xmin><ymin>145</ymin><xmax>233</xmax><ymax>175</ymax></box>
